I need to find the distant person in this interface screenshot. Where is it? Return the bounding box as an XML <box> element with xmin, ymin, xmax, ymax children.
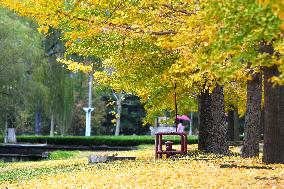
<box><xmin>177</xmin><ymin>120</ymin><xmax>185</xmax><ymax>133</ymax></box>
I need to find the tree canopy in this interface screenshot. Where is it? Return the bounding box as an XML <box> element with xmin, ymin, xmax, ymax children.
<box><xmin>1</xmin><ymin>0</ymin><xmax>283</xmax><ymax>123</ymax></box>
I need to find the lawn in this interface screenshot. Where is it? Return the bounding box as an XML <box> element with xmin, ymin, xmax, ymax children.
<box><xmin>0</xmin><ymin>145</ymin><xmax>283</xmax><ymax>189</ymax></box>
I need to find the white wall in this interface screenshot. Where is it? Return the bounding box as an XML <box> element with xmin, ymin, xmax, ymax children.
<box><xmin>149</xmin><ymin>126</ymin><xmax>176</xmax><ymax>135</ymax></box>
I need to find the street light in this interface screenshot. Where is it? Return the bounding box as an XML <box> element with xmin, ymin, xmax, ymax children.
<box><xmin>84</xmin><ymin>73</ymin><xmax>94</xmax><ymax>136</ymax></box>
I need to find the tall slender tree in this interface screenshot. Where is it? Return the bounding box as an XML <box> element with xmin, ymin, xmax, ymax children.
<box><xmin>242</xmin><ymin>72</ymin><xmax>262</xmax><ymax>157</ymax></box>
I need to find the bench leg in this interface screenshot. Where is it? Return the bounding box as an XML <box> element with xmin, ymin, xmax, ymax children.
<box><xmin>181</xmin><ymin>135</ymin><xmax>184</xmax><ymax>152</ymax></box>
<box><xmin>155</xmin><ymin>135</ymin><xmax>159</xmax><ymax>159</ymax></box>
<box><xmin>158</xmin><ymin>135</ymin><xmax>162</xmax><ymax>158</ymax></box>
<box><xmin>183</xmin><ymin>134</ymin><xmax>187</xmax><ymax>154</ymax></box>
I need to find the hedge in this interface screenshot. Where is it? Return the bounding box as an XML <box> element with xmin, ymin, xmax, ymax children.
<box><xmin>0</xmin><ymin>135</ymin><xmax>199</xmax><ymax>147</ymax></box>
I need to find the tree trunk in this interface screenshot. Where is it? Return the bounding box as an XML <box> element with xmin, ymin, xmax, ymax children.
<box><xmin>50</xmin><ymin>113</ymin><xmax>55</xmax><ymax>136</ymax></box>
<box><xmin>115</xmin><ymin>98</ymin><xmax>122</xmax><ymax>136</ymax></box>
<box><xmin>233</xmin><ymin>108</ymin><xmax>240</xmax><ymax>141</ymax></box>
<box><xmin>7</xmin><ymin>128</ymin><xmax>17</xmax><ymax>143</ymax></box>
<box><xmin>227</xmin><ymin>108</ymin><xmax>235</xmax><ymax>141</ymax></box>
<box><xmin>263</xmin><ymin>66</ymin><xmax>284</xmax><ymax>164</ymax></box>
<box><xmin>4</xmin><ymin>118</ymin><xmax>8</xmax><ymax>143</ymax></box>
<box><xmin>242</xmin><ymin>72</ymin><xmax>262</xmax><ymax>158</ymax></box>
<box><xmin>198</xmin><ymin>85</ymin><xmax>229</xmax><ymax>154</ymax></box>
<box><xmin>60</xmin><ymin>124</ymin><xmax>65</xmax><ymax>136</ymax></box>
<box><xmin>35</xmin><ymin>111</ymin><xmax>41</xmax><ymax>136</ymax></box>
<box><xmin>189</xmin><ymin>112</ymin><xmax>193</xmax><ymax>135</ymax></box>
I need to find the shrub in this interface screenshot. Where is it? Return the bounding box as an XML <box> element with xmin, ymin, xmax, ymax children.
<box><xmin>15</xmin><ymin>135</ymin><xmax>198</xmax><ymax>147</ymax></box>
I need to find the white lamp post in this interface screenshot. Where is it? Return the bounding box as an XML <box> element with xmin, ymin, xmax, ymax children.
<box><xmin>84</xmin><ymin>74</ymin><xmax>94</xmax><ymax>136</ymax></box>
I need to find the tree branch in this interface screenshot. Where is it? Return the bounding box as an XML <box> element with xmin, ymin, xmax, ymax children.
<box><xmin>109</xmin><ymin>23</ymin><xmax>177</xmax><ymax>35</ymax></box>
<box><xmin>57</xmin><ymin>10</ymin><xmax>177</xmax><ymax>36</ymax></box>
<box><xmin>45</xmin><ymin>50</ymin><xmax>65</xmax><ymax>57</ymax></box>
<box><xmin>112</xmin><ymin>89</ymin><xmax>119</xmax><ymax>101</ymax></box>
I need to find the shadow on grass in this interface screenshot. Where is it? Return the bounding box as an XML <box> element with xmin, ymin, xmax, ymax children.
<box><xmin>254</xmin><ymin>176</ymin><xmax>282</xmax><ymax>180</ymax></box>
<box><xmin>220</xmin><ymin>164</ymin><xmax>274</xmax><ymax>170</ymax></box>
<box><xmin>172</xmin><ymin>149</ymin><xmax>240</xmax><ymax>161</ymax></box>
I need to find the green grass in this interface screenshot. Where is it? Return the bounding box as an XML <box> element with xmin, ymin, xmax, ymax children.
<box><xmin>0</xmin><ymin>161</ymin><xmax>7</xmax><ymax>168</ymax></box>
<box><xmin>48</xmin><ymin>150</ymin><xmax>79</xmax><ymax>160</ymax></box>
<box><xmin>0</xmin><ymin>163</ymin><xmax>89</xmax><ymax>183</ymax></box>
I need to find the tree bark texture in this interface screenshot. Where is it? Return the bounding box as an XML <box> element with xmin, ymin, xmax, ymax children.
<box><xmin>242</xmin><ymin>72</ymin><xmax>262</xmax><ymax>158</ymax></box>
<box><xmin>198</xmin><ymin>85</ymin><xmax>229</xmax><ymax>154</ymax></box>
<box><xmin>115</xmin><ymin>98</ymin><xmax>122</xmax><ymax>136</ymax></box>
<box><xmin>263</xmin><ymin>67</ymin><xmax>284</xmax><ymax>164</ymax></box>
<box><xmin>50</xmin><ymin>113</ymin><xmax>55</xmax><ymax>136</ymax></box>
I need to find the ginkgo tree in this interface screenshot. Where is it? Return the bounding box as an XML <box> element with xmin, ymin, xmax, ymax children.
<box><xmin>0</xmin><ymin>0</ymin><xmax>260</xmax><ymax>155</ymax></box>
<box><xmin>198</xmin><ymin>0</ymin><xmax>284</xmax><ymax>163</ymax></box>
<box><xmin>1</xmin><ymin>0</ymin><xmax>228</xmax><ymax>154</ymax></box>
<box><xmin>1</xmin><ymin>0</ymin><xmax>284</xmax><ymax>162</ymax></box>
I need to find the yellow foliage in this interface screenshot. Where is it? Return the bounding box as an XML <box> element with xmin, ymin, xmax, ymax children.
<box><xmin>259</xmin><ymin>0</ymin><xmax>284</xmax><ymax>25</ymax></box>
<box><xmin>57</xmin><ymin>58</ymin><xmax>92</xmax><ymax>73</ymax></box>
<box><xmin>1</xmin><ymin>145</ymin><xmax>284</xmax><ymax>188</ymax></box>
<box><xmin>2</xmin><ymin>0</ymin><xmax>284</xmax><ymax>122</ymax></box>
<box><xmin>37</xmin><ymin>26</ymin><xmax>49</xmax><ymax>34</ymax></box>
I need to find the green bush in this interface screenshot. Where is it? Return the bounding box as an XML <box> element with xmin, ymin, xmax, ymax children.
<box><xmin>15</xmin><ymin>135</ymin><xmax>198</xmax><ymax>147</ymax></box>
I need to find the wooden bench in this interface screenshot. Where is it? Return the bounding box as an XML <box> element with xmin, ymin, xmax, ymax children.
<box><xmin>155</xmin><ymin>132</ymin><xmax>187</xmax><ymax>159</ymax></box>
